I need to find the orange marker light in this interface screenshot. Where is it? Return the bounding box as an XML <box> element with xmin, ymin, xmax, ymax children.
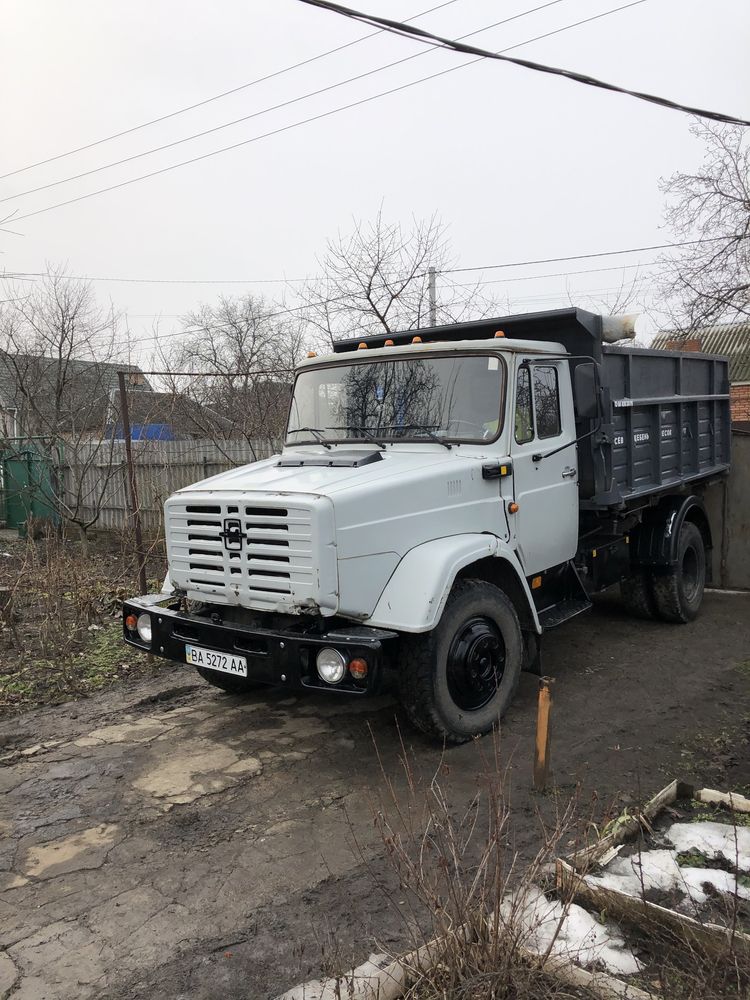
<box><xmin>306</xmin><ymin>351</ymin><xmax>317</xmax><ymax>358</ymax></box>
<box><xmin>349</xmin><ymin>658</ymin><xmax>368</xmax><ymax>680</ymax></box>
<box><xmin>531</xmin><ymin>575</ymin><xmax>542</xmax><ymax>590</ymax></box>
<box><xmin>494</xmin><ymin>330</ymin><xmax>505</xmax><ymax>338</ymax></box>
<box><xmin>125</xmin><ymin>614</ymin><xmax>138</xmax><ymax>631</ymax></box>
<box><xmin>358</xmin><ymin>342</ymin><xmax>368</xmax><ymax>350</ymax></box>
<box><xmin>384</xmin><ymin>339</ymin><xmax>394</xmax><ymax>346</ymax></box>
<box><xmin>412</xmin><ymin>335</ymin><xmax>422</xmax><ymax>343</ymax></box>
<box><xmin>508</xmin><ymin>502</ymin><xmax>519</xmax><ymax>514</ymax></box>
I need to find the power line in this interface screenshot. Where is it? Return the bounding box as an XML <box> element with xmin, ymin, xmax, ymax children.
<box><xmin>9</xmin><ymin>271</ymin><xmax>310</xmax><ymax>285</ymax></box>
<box><xmin>4</xmin><ymin>236</ymin><xmax>720</xmax><ymax>288</ymax></box>
<box><xmin>441</xmin><ymin>238</ymin><xmax>735</xmax><ymax>274</ymax></box>
<box><xmin>296</xmin><ymin>0</ymin><xmax>750</xmax><ymax>126</ymax></box>
<box><xmin>0</xmin><ymin>0</ymin><xmax>460</xmax><ymax>182</ymax></box>
<box><xmin>0</xmin><ymin>0</ymin><xmax>571</xmax><ymax>205</ymax></box>
<box><xmin>10</xmin><ymin>1</ymin><xmax>648</xmax><ymax>224</ymax></box>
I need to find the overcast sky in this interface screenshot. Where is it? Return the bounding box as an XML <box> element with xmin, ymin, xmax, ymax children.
<box><xmin>2</xmin><ymin>0</ymin><xmax>748</xmax><ymax>362</ymax></box>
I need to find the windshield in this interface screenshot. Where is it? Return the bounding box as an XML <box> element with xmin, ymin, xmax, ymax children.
<box><xmin>286</xmin><ymin>353</ymin><xmax>504</xmax><ymax>445</ymax></box>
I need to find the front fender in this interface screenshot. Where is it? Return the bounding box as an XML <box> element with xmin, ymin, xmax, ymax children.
<box><xmin>367</xmin><ymin>534</ymin><xmax>539</xmax><ymax>634</ymax></box>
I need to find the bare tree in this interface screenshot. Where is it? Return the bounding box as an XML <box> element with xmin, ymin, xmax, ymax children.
<box><xmin>156</xmin><ymin>294</ymin><xmax>307</xmax><ymax>457</ymax></box>
<box><xmin>0</xmin><ymin>266</ymin><xmax>130</xmax><ymax>543</ymax></box>
<box><xmin>659</xmin><ymin>120</ymin><xmax>750</xmax><ymax>331</ymax></box>
<box><xmin>302</xmin><ymin>209</ymin><xmax>499</xmax><ymax>346</ymax></box>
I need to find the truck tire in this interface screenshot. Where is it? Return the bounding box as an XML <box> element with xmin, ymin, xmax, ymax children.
<box><xmin>651</xmin><ymin>521</ymin><xmax>706</xmax><ymax>624</ymax></box>
<box><xmin>620</xmin><ymin>573</ymin><xmax>656</xmax><ymax>619</ymax></box>
<box><xmin>195</xmin><ymin>666</ymin><xmax>263</xmax><ymax>694</ymax></box>
<box><xmin>398</xmin><ymin>579</ymin><xmax>523</xmax><ymax>744</ymax></box>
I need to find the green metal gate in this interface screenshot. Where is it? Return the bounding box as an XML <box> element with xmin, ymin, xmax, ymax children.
<box><xmin>1</xmin><ymin>445</ymin><xmax>59</xmax><ymax>532</ymax></box>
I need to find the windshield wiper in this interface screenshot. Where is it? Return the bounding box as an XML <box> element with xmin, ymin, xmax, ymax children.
<box><xmin>288</xmin><ymin>426</ymin><xmax>332</xmax><ymax>449</ymax></box>
<box><xmin>325</xmin><ymin>425</ymin><xmax>386</xmax><ymax>450</ymax></box>
<box><xmin>379</xmin><ymin>424</ymin><xmax>452</xmax><ymax>449</ymax></box>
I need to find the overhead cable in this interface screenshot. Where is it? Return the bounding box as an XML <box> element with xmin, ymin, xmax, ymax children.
<box><xmin>0</xmin><ymin>0</ymin><xmax>460</xmax><ymax>181</ymax></box>
<box><xmin>0</xmin><ymin>0</ymin><xmax>571</xmax><ymax>205</ymax></box>
<box><xmin>9</xmin><ymin>1</ymin><xmax>649</xmax><ymax>223</ymax></box>
<box><xmin>295</xmin><ymin>0</ymin><xmax>750</xmax><ymax>126</ymax></box>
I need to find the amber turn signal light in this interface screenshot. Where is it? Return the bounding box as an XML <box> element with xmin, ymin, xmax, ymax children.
<box><xmin>349</xmin><ymin>658</ymin><xmax>368</xmax><ymax>680</ymax></box>
<box><xmin>124</xmin><ymin>614</ymin><xmax>138</xmax><ymax>631</ymax></box>
<box><xmin>508</xmin><ymin>502</ymin><xmax>519</xmax><ymax>514</ymax></box>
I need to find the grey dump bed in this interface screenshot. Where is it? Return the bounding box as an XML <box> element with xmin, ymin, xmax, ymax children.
<box><xmin>335</xmin><ymin>307</ymin><xmax>731</xmax><ymax>511</ymax></box>
<box><xmin>598</xmin><ymin>345</ymin><xmax>730</xmax><ymax>508</ymax></box>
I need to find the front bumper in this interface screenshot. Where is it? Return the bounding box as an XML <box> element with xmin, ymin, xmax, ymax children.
<box><xmin>122</xmin><ymin>594</ymin><xmax>397</xmax><ymax>695</ymax></box>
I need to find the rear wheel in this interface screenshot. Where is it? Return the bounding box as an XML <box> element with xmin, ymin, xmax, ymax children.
<box><xmin>620</xmin><ymin>572</ymin><xmax>657</xmax><ymax>619</ymax></box>
<box><xmin>195</xmin><ymin>666</ymin><xmax>263</xmax><ymax>694</ymax></box>
<box><xmin>398</xmin><ymin>579</ymin><xmax>523</xmax><ymax>744</ymax></box>
<box><xmin>651</xmin><ymin>521</ymin><xmax>706</xmax><ymax>623</ymax></box>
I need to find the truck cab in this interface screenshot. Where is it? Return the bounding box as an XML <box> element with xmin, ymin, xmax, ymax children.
<box><xmin>123</xmin><ymin>308</ymin><xmax>730</xmax><ymax>743</ymax></box>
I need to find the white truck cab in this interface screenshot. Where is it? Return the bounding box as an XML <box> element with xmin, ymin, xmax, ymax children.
<box><xmin>124</xmin><ymin>308</ymin><xmax>730</xmax><ymax>742</ymax></box>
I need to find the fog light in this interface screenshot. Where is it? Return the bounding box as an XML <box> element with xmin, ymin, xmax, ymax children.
<box><xmin>124</xmin><ymin>613</ymin><xmax>138</xmax><ymax>632</ymax></box>
<box><xmin>316</xmin><ymin>648</ymin><xmax>346</xmax><ymax>684</ymax></box>
<box><xmin>349</xmin><ymin>658</ymin><xmax>368</xmax><ymax>681</ymax></box>
<box><xmin>136</xmin><ymin>613</ymin><xmax>152</xmax><ymax>644</ymax></box>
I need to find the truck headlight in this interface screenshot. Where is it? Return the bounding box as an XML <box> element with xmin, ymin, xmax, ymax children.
<box><xmin>136</xmin><ymin>613</ymin><xmax>153</xmax><ymax>644</ymax></box>
<box><xmin>316</xmin><ymin>648</ymin><xmax>346</xmax><ymax>684</ymax></box>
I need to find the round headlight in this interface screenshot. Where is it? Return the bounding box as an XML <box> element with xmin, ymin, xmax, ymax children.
<box><xmin>136</xmin><ymin>613</ymin><xmax>152</xmax><ymax>644</ymax></box>
<box><xmin>316</xmin><ymin>647</ymin><xmax>346</xmax><ymax>684</ymax></box>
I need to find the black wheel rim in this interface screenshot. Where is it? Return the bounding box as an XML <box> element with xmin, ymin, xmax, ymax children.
<box><xmin>682</xmin><ymin>544</ymin><xmax>701</xmax><ymax>601</ymax></box>
<box><xmin>446</xmin><ymin>616</ymin><xmax>506</xmax><ymax>712</ymax></box>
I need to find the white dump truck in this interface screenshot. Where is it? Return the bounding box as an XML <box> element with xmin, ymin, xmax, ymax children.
<box><xmin>123</xmin><ymin>308</ymin><xmax>731</xmax><ymax>742</ymax></box>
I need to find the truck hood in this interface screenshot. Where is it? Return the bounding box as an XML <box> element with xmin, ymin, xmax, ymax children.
<box><xmin>175</xmin><ymin>447</ymin><xmax>478</xmax><ymax>499</ymax></box>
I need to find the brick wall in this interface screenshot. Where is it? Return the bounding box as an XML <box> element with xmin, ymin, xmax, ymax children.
<box><xmin>665</xmin><ymin>337</ymin><xmax>703</xmax><ymax>352</ymax></box>
<box><xmin>732</xmin><ymin>383</ymin><xmax>750</xmax><ymax>422</ymax></box>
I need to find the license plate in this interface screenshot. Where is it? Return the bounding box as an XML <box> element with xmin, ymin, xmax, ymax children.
<box><xmin>185</xmin><ymin>644</ymin><xmax>248</xmax><ymax>677</ymax></box>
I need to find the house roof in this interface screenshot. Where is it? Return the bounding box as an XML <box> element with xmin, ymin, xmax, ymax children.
<box><xmin>652</xmin><ymin>321</ymin><xmax>750</xmax><ymax>383</ymax></box>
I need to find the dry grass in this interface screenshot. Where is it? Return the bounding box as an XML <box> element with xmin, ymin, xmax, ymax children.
<box><xmin>0</xmin><ymin>528</ymin><xmax>167</xmax><ymax>711</ymax></box>
<box><xmin>358</xmin><ymin>734</ymin><xmax>750</xmax><ymax>1000</ymax></box>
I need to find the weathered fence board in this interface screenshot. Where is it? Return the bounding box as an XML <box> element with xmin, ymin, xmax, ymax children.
<box><xmin>59</xmin><ymin>438</ymin><xmax>279</xmax><ymax>532</ymax></box>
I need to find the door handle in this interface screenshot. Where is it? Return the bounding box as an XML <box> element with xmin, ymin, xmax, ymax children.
<box><xmin>562</xmin><ymin>466</ymin><xmax>577</xmax><ymax>479</ymax></box>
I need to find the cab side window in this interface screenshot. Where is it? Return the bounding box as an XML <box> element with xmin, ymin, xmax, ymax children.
<box><xmin>533</xmin><ymin>365</ymin><xmax>561</xmax><ymax>438</ymax></box>
<box><xmin>515</xmin><ymin>367</ymin><xmax>534</xmax><ymax>444</ymax></box>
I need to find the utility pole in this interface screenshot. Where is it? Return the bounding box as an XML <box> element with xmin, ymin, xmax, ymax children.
<box><xmin>118</xmin><ymin>371</ymin><xmax>147</xmax><ymax>596</ymax></box>
<box><xmin>428</xmin><ymin>266</ymin><xmax>437</xmax><ymax>327</ymax></box>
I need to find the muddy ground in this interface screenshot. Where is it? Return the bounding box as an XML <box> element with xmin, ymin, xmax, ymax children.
<box><xmin>0</xmin><ymin>591</ymin><xmax>748</xmax><ymax>1000</ymax></box>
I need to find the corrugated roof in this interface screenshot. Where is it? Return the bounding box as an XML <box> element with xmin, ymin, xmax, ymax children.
<box><xmin>652</xmin><ymin>320</ymin><xmax>750</xmax><ymax>383</ymax></box>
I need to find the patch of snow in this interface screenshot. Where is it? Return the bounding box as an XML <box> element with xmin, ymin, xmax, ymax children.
<box><xmin>665</xmin><ymin>821</ymin><xmax>750</xmax><ymax>871</ymax></box>
<box><xmin>499</xmin><ymin>885</ymin><xmax>643</xmax><ymax>976</ymax></box>
<box><xmin>679</xmin><ymin>867</ymin><xmax>750</xmax><ymax>908</ymax></box>
<box><xmin>587</xmin><ymin>849</ymin><xmax>682</xmax><ymax>899</ymax></box>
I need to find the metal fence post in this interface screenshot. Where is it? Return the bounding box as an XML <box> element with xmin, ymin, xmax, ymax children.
<box><xmin>118</xmin><ymin>372</ymin><xmax>148</xmax><ymax>595</ymax></box>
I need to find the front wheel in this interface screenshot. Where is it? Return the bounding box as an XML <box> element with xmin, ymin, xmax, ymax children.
<box><xmin>195</xmin><ymin>666</ymin><xmax>263</xmax><ymax>694</ymax></box>
<box><xmin>398</xmin><ymin>579</ymin><xmax>523</xmax><ymax>744</ymax></box>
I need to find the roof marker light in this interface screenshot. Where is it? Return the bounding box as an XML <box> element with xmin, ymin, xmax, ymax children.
<box><xmin>307</xmin><ymin>351</ymin><xmax>317</xmax><ymax>358</ymax></box>
<box><xmin>358</xmin><ymin>342</ymin><xmax>368</xmax><ymax>350</ymax></box>
<box><xmin>384</xmin><ymin>339</ymin><xmax>394</xmax><ymax>346</ymax></box>
<box><xmin>412</xmin><ymin>335</ymin><xmax>422</xmax><ymax>344</ymax></box>
<box><xmin>494</xmin><ymin>330</ymin><xmax>505</xmax><ymax>338</ymax></box>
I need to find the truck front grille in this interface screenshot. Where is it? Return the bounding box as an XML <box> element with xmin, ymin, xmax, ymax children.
<box><xmin>166</xmin><ymin>497</ymin><xmax>318</xmax><ymax>608</ymax></box>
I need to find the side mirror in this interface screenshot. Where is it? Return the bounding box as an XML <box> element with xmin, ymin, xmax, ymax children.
<box><xmin>573</xmin><ymin>363</ymin><xmax>598</xmax><ymax>419</ymax></box>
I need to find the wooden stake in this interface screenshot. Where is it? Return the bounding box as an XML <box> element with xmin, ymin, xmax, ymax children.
<box><xmin>534</xmin><ymin>675</ymin><xmax>554</xmax><ymax>791</ymax></box>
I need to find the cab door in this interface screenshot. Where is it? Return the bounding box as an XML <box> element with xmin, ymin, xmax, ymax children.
<box><xmin>510</xmin><ymin>359</ymin><xmax>579</xmax><ymax>575</ymax></box>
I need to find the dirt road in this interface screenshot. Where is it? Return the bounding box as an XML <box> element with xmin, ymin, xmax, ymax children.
<box><xmin>1</xmin><ymin>592</ymin><xmax>748</xmax><ymax>999</ymax></box>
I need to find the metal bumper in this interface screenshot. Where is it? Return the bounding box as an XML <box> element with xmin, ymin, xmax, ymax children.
<box><xmin>122</xmin><ymin>594</ymin><xmax>397</xmax><ymax>695</ymax></box>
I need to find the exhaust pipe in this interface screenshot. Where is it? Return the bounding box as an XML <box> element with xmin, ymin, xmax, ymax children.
<box><xmin>601</xmin><ymin>313</ymin><xmax>639</xmax><ymax>342</ymax></box>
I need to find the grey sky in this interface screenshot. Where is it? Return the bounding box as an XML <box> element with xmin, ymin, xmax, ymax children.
<box><xmin>2</xmin><ymin>0</ymin><xmax>748</xmax><ymax>362</ymax></box>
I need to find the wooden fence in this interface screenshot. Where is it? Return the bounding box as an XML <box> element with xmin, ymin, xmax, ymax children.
<box><xmin>60</xmin><ymin>438</ymin><xmax>279</xmax><ymax>533</ymax></box>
